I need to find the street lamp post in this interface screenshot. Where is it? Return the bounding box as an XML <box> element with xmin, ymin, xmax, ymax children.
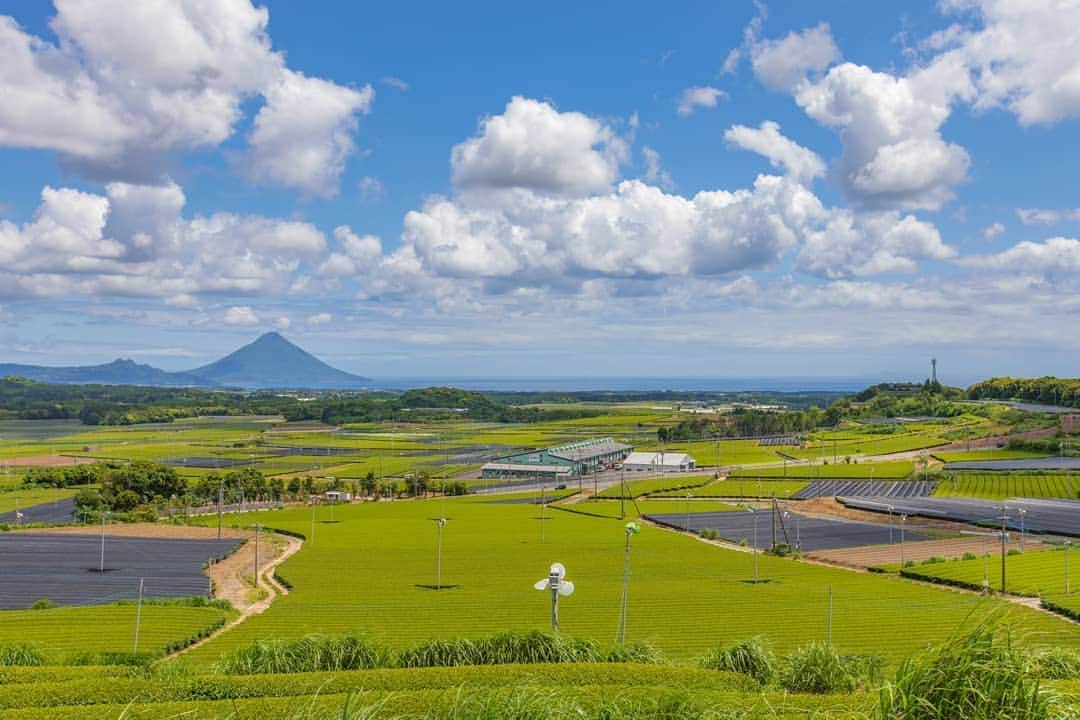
<box><xmin>888</xmin><ymin>505</ymin><xmax>894</xmax><ymax>544</ymax></box>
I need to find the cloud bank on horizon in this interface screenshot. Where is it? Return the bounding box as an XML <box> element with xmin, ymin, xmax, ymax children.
<box><xmin>0</xmin><ymin>0</ymin><xmax>1078</xmax><ymax>377</ymax></box>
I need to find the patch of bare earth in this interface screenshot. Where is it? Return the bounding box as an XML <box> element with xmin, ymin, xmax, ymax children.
<box><xmin>171</xmin><ymin>530</ymin><xmax>304</xmax><ymax>658</ymax></box>
<box><xmin>807</xmin><ymin>536</ymin><xmax>1045</xmax><ymax>570</ymax></box>
<box><xmin>794</xmin><ymin>496</ymin><xmax>975</xmax><ymax>534</ymax></box>
<box><xmin>2</xmin><ymin>455</ymin><xmax>97</xmax><ymax>468</ymax></box>
<box><xmin>14</xmin><ymin>523</ymin><xmax>248</xmax><ymax>539</ymax></box>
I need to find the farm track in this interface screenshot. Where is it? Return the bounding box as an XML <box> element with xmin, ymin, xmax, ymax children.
<box><xmin>168</xmin><ymin>531</ymin><xmax>303</xmax><ymax>660</ymax></box>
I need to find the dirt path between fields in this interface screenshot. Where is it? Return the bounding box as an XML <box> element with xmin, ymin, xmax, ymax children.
<box><xmin>168</xmin><ymin>531</ymin><xmax>304</xmax><ymax>660</ymax></box>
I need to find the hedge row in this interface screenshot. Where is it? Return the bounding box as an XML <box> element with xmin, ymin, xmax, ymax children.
<box><xmin>0</xmin><ymin>685</ymin><xmax>873</xmax><ymax>720</ymax></box>
<box><xmin>0</xmin><ymin>663</ymin><xmax>755</xmax><ymax>710</ymax></box>
<box><xmin>0</xmin><ymin>665</ymin><xmax>140</xmax><ymax>686</ymax></box>
<box><xmin>162</xmin><ymin>615</ymin><xmax>229</xmax><ymax>655</ymax></box>
<box><xmin>1041</xmin><ymin>597</ymin><xmax>1080</xmax><ymax>623</ymax></box>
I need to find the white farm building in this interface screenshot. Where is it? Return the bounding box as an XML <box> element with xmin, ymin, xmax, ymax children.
<box><xmin>622</xmin><ymin>451</ymin><xmax>696</xmax><ymax>472</ymax></box>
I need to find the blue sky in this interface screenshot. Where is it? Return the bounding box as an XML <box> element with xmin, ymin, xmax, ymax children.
<box><xmin>0</xmin><ymin>0</ymin><xmax>1078</xmax><ymax>384</ymax></box>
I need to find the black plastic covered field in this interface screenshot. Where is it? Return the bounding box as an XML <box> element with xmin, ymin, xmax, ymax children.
<box><xmin>645</xmin><ymin>508</ymin><xmax>930</xmax><ymax>552</ymax></box>
<box><xmin>0</xmin><ymin>534</ymin><xmax>242</xmax><ymax>609</ymax></box>
<box><xmin>793</xmin><ymin>480</ymin><xmax>937</xmax><ymax>500</ymax></box>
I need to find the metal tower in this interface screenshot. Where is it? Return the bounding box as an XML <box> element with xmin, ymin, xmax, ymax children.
<box><xmin>931</xmin><ymin>358</ymin><xmax>937</xmax><ymax>384</ymax></box>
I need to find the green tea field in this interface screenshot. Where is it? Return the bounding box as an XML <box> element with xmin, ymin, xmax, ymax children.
<box><xmin>178</xmin><ymin>495</ymin><xmax>1079</xmax><ymax>668</ymax></box>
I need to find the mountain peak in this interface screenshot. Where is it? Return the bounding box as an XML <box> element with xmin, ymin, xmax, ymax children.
<box><xmin>186</xmin><ymin>333</ymin><xmax>368</xmax><ymax>390</ymax></box>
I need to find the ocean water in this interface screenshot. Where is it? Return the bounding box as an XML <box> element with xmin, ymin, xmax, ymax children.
<box><xmin>367</xmin><ymin>377</ymin><xmax>877</xmax><ymax>393</ymax></box>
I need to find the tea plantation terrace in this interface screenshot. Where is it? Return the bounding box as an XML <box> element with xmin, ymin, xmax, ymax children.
<box><xmin>942</xmin><ymin>457</ymin><xmax>1080</xmax><ymax>471</ymax></box>
<box><xmin>481</xmin><ymin>437</ymin><xmax>633</xmax><ymax>482</ymax></box>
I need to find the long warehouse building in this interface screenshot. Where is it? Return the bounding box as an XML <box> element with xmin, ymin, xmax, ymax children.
<box><xmin>481</xmin><ymin>437</ymin><xmax>632</xmax><ymax>482</ymax></box>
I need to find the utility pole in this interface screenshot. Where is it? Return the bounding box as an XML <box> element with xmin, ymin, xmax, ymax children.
<box><xmin>133</xmin><ymin>577</ymin><xmax>144</xmax><ymax>654</ymax></box>
<box><xmin>217</xmin><ymin>476</ymin><xmax>224</xmax><ymax>541</ymax></box>
<box><xmin>899</xmin><ymin>514</ymin><xmax>908</xmax><ymax>567</ymax></box>
<box><xmin>620</xmin><ymin>465</ymin><xmax>626</xmax><ymax>520</ymax></box>
<box><xmin>1065</xmin><ymin>541</ymin><xmax>1071</xmax><ymax>594</ymax></box>
<box><xmin>99</xmin><ymin>511</ymin><xmax>108</xmax><ymax>573</ymax></box>
<box><xmin>254</xmin><ymin>522</ymin><xmax>261</xmax><ymax>588</ymax></box>
<box><xmin>1000</xmin><ymin>505</ymin><xmax>1008</xmax><ymax>594</ymax></box>
<box><xmin>539</xmin><ymin>485</ymin><xmax>545</xmax><ymax>545</ymax></box>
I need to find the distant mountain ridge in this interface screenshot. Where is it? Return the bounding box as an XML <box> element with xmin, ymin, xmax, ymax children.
<box><xmin>186</xmin><ymin>332</ymin><xmax>369</xmax><ymax>390</ymax></box>
<box><xmin>0</xmin><ymin>333</ymin><xmax>369</xmax><ymax>390</ymax></box>
<box><xmin>0</xmin><ymin>359</ymin><xmax>215</xmax><ymax>388</ymax></box>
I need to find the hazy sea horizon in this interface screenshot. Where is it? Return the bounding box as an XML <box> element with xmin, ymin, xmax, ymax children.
<box><xmin>366</xmin><ymin>376</ymin><xmax>892</xmax><ymax>393</ymax></box>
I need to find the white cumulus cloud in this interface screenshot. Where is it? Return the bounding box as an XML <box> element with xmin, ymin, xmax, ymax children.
<box><xmin>751</xmin><ymin>22</ymin><xmax>841</xmax><ymax>91</ymax></box>
<box><xmin>795</xmin><ymin>62</ymin><xmax>971</xmax><ymax>210</ymax></box>
<box><xmin>247</xmin><ymin>70</ymin><xmax>374</xmax><ymax>197</ymax></box>
<box><xmin>724</xmin><ymin>121</ymin><xmax>826</xmax><ymax>183</ymax></box>
<box><xmin>224</xmin><ymin>305</ymin><xmax>259</xmax><ymax>326</ymax></box>
<box><xmin>676</xmin><ymin>86</ymin><xmax>727</xmax><ymax>116</ymax></box>
<box><xmin>0</xmin><ymin>1</ymin><xmax>371</xmax><ymax>193</ymax></box>
<box><xmin>450</xmin><ymin>96</ymin><xmax>627</xmax><ymax>197</ymax></box>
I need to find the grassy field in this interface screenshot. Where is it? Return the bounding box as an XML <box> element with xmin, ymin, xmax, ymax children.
<box><xmin>178</xmin><ymin>495</ymin><xmax>1079</xmax><ymax>668</ymax></box>
<box><xmin>729</xmin><ymin>461</ymin><xmax>915</xmax><ymax>480</ymax></box>
<box><xmin>0</xmin><ymin>603</ymin><xmax>231</xmax><ymax>662</ymax></box>
<box><xmin>593</xmin><ymin>474</ymin><xmax>712</xmax><ymax>499</ymax></box>
<box><xmin>900</xmin><ymin>546</ymin><xmax>1078</xmax><ymax>616</ymax></box>
<box><xmin>666</xmin><ymin>479</ymin><xmax>809</xmax><ymax>498</ymax></box>
<box><xmin>559</xmin><ymin>499</ymin><xmax>742</xmax><ymax>519</ymax></box>
<box><xmin>932</xmin><ymin>449</ymin><xmax>1054</xmax><ymax>463</ymax></box>
<box><xmin>933</xmin><ymin>473</ymin><xmax>1077</xmax><ymax>500</ymax></box>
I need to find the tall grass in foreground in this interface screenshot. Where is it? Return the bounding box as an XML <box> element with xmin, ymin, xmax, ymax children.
<box><xmin>0</xmin><ymin>643</ymin><xmax>44</xmax><ymax>666</ymax></box>
<box><xmin>216</xmin><ymin>633</ymin><xmax>390</xmax><ymax>674</ymax></box>
<box><xmin>700</xmin><ymin>636</ymin><xmax>775</xmax><ymax>685</ymax></box>
<box><xmin>220</xmin><ymin>630</ymin><xmax>666</xmax><ymax>673</ymax></box>
<box><xmin>873</xmin><ymin>625</ymin><xmax>1064</xmax><ymax>720</ymax></box>
<box><xmin>778</xmin><ymin>642</ymin><xmax>883</xmax><ymax>694</ymax></box>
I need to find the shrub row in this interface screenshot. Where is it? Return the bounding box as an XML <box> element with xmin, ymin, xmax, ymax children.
<box><xmin>0</xmin><ymin>665</ymin><xmax>140</xmax><ymax>686</ymax></box>
<box><xmin>0</xmin><ymin>685</ymin><xmax>873</xmax><ymax>720</ymax></box>
<box><xmin>0</xmin><ymin>663</ymin><xmax>753</xmax><ymax>710</ymax></box>
<box><xmin>162</xmin><ymin>615</ymin><xmax>230</xmax><ymax>655</ymax></box>
<box><xmin>1040</xmin><ymin>597</ymin><xmax>1080</xmax><ymax>623</ymax></box>
<box><xmin>217</xmin><ymin>630</ymin><xmax>666</xmax><ymax>674</ymax></box>
<box><xmin>0</xmin><ymin>645</ymin><xmax>43</xmax><ymax>668</ymax></box>
<box><xmin>700</xmin><ymin>637</ymin><xmax>883</xmax><ymax>694</ymax></box>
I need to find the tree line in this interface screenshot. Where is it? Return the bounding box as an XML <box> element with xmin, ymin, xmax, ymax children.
<box><xmin>967</xmin><ymin>376</ymin><xmax>1079</xmax><ymax>409</ymax></box>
